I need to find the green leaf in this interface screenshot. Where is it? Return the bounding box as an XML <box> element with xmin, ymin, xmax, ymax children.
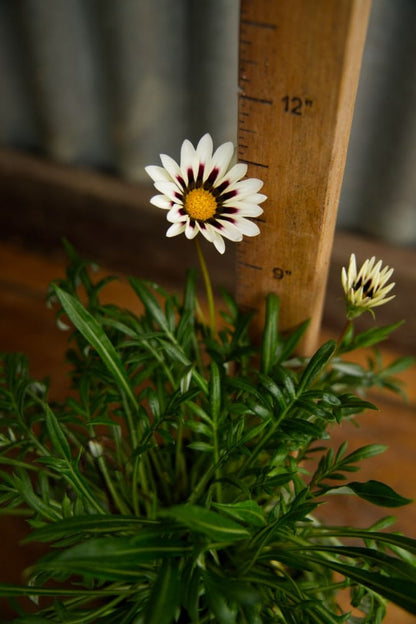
<box><xmin>203</xmin><ymin>571</ymin><xmax>238</xmax><ymax>624</ymax></box>
<box><xmin>212</xmin><ymin>501</ymin><xmax>265</xmax><ymax>528</ymax></box>
<box><xmin>0</xmin><ymin>582</ymin><xmax>124</xmax><ymax>598</ymax></box>
<box><xmin>52</xmin><ymin>285</ymin><xmax>137</xmax><ymax>408</ymax></box>
<box><xmin>210</xmin><ymin>361</ymin><xmax>221</xmax><ymax>426</ymax></box>
<box><xmin>298</xmin><ymin>340</ymin><xmax>337</xmax><ymax>393</ymax></box>
<box><xmin>258</xmin><ymin>373</ymin><xmax>287</xmax><ymax>410</ymax></box>
<box><xmin>276</xmin><ymin>319</ymin><xmax>309</xmax><ymax>363</ymax></box>
<box><xmin>381</xmin><ymin>355</ymin><xmax>415</xmax><ymax>376</ymax></box>
<box><xmin>144</xmin><ymin>559</ymin><xmax>181</xmax><ymax>624</ymax></box>
<box><xmin>129</xmin><ymin>278</ymin><xmax>172</xmax><ymax>336</ymax></box>
<box><xmin>304</xmin><ymin>544</ymin><xmax>416</xmax><ymax>579</ymax></box>
<box><xmin>32</xmin><ymin>533</ymin><xmax>191</xmax><ymax>581</ymax></box>
<box><xmin>44</xmin><ymin>404</ymin><xmax>72</xmax><ymax>461</ymax></box>
<box><xmin>261</xmin><ymin>293</ymin><xmax>279</xmax><ymax>375</ymax></box>
<box><xmin>341</xmin><ymin>444</ymin><xmax>387</xmax><ymax>465</ymax></box>
<box><xmin>346</xmin><ymin>321</ymin><xmax>404</xmax><ymax>351</ymax></box>
<box><xmin>315</xmin><ymin>528</ymin><xmax>416</xmax><ymax>555</ymax></box>
<box><xmin>160</xmin><ymin>504</ymin><xmax>250</xmax><ymax>542</ymax></box>
<box><xmin>307</xmin><ymin>556</ymin><xmax>416</xmax><ymax>615</ymax></box>
<box><xmin>24</xmin><ymin>515</ymin><xmax>151</xmax><ymax>543</ymax></box>
<box><xmin>346</xmin><ymin>480</ymin><xmax>413</xmax><ymax>507</ymax></box>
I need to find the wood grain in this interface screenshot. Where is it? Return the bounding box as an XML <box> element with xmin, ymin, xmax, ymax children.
<box><xmin>236</xmin><ymin>0</ymin><xmax>372</xmax><ymax>354</ymax></box>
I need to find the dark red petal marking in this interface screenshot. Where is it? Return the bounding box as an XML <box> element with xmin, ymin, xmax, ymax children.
<box><xmin>220</xmin><ymin>189</ymin><xmax>238</xmax><ymax>202</ymax></box>
<box><xmin>176</xmin><ymin>175</ymin><xmax>186</xmax><ymax>189</ymax></box>
<box><xmin>197</xmin><ymin>163</ymin><xmax>205</xmax><ymax>184</ymax></box>
<box><xmin>205</xmin><ymin>167</ymin><xmax>219</xmax><ymax>186</ymax></box>
<box><xmin>208</xmin><ymin>219</ymin><xmax>223</xmax><ymax>230</ymax></box>
<box><xmin>187</xmin><ymin>167</ymin><xmax>195</xmax><ymax>185</ymax></box>
<box><xmin>221</xmin><ymin>207</ymin><xmax>239</xmax><ymax>214</ymax></box>
<box><xmin>218</xmin><ymin>215</ymin><xmax>236</xmax><ymax>225</ymax></box>
<box><xmin>212</xmin><ymin>180</ymin><xmax>230</xmax><ymax>196</ymax></box>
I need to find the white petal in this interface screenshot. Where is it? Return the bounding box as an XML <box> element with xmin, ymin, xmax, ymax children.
<box><xmin>185</xmin><ymin>220</ymin><xmax>198</xmax><ymax>239</ymax></box>
<box><xmin>234</xmin><ymin>217</ymin><xmax>260</xmax><ymax>236</ymax></box>
<box><xmin>212</xmin><ymin>232</ymin><xmax>226</xmax><ymax>254</ymax></box>
<box><xmin>215</xmin><ymin>219</ymin><xmax>243</xmax><ymax>242</ymax></box>
<box><xmin>154</xmin><ymin>180</ymin><xmax>182</xmax><ymax>202</ymax></box>
<box><xmin>199</xmin><ymin>223</ymin><xmax>215</xmax><ymax>242</ymax></box>
<box><xmin>166</xmin><ymin>222</ymin><xmax>186</xmax><ymax>238</ymax></box>
<box><xmin>225</xmin><ymin>202</ymin><xmax>264</xmax><ymax>217</ymax></box>
<box><xmin>167</xmin><ymin>204</ymin><xmax>186</xmax><ymax>223</ymax></box>
<box><xmin>219</xmin><ymin>162</ymin><xmax>248</xmax><ymax>186</ymax></box>
<box><xmin>233</xmin><ymin>178</ymin><xmax>264</xmax><ymax>197</ymax></box>
<box><xmin>347</xmin><ymin>254</ymin><xmax>357</xmax><ymax>286</ymax></box>
<box><xmin>238</xmin><ymin>192</ymin><xmax>267</xmax><ymax>205</ymax></box>
<box><xmin>180</xmin><ymin>138</ymin><xmax>198</xmax><ymax>179</ymax></box>
<box><xmin>150</xmin><ymin>194</ymin><xmax>172</xmax><ymax>210</ymax></box>
<box><xmin>210</xmin><ymin>141</ymin><xmax>234</xmax><ymax>180</ymax></box>
<box><xmin>160</xmin><ymin>154</ymin><xmax>182</xmax><ymax>182</ymax></box>
<box><xmin>341</xmin><ymin>267</ymin><xmax>348</xmax><ymax>292</ymax></box>
<box><xmin>196</xmin><ymin>133</ymin><xmax>213</xmax><ymax>164</ymax></box>
<box><xmin>145</xmin><ymin>165</ymin><xmax>171</xmax><ymax>183</ymax></box>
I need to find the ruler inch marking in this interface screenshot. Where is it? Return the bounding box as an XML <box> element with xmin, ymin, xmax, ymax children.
<box><xmin>237</xmin><ymin>261</ymin><xmax>263</xmax><ymax>271</ymax></box>
<box><xmin>241</xmin><ymin>19</ymin><xmax>277</xmax><ymax>30</ymax></box>
<box><xmin>238</xmin><ymin>159</ymin><xmax>269</xmax><ymax>169</ymax></box>
<box><xmin>240</xmin><ymin>94</ymin><xmax>273</xmax><ymax>105</ymax></box>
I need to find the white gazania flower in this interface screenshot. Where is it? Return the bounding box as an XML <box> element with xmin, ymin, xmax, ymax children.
<box><xmin>341</xmin><ymin>253</ymin><xmax>395</xmax><ymax>319</ymax></box>
<box><xmin>145</xmin><ymin>133</ymin><xmax>266</xmax><ymax>254</ymax></box>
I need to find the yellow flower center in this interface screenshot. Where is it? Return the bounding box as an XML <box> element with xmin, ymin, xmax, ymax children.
<box><xmin>184</xmin><ymin>188</ymin><xmax>217</xmax><ymax>221</ymax></box>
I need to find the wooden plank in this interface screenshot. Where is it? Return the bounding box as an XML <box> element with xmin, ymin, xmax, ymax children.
<box><xmin>236</xmin><ymin>0</ymin><xmax>372</xmax><ymax>354</ymax></box>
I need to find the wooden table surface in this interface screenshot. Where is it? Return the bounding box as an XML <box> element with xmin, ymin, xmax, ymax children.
<box><xmin>0</xmin><ymin>242</ymin><xmax>414</xmax><ymax>622</ymax></box>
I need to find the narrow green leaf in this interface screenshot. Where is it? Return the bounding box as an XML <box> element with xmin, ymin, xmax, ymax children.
<box><xmin>315</xmin><ymin>528</ymin><xmax>416</xmax><ymax>555</ymax></box>
<box><xmin>346</xmin><ymin>480</ymin><xmax>413</xmax><ymax>508</ymax></box>
<box><xmin>341</xmin><ymin>444</ymin><xmax>387</xmax><ymax>465</ymax></box>
<box><xmin>129</xmin><ymin>278</ymin><xmax>171</xmax><ymax>335</ymax></box>
<box><xmin>144</xmin><ymin>559</ymin><xmax>181</xmax><ymax>624</ymax></box>
<box><xmin>261</xmin><ymin>293</ymin><xmax>279</xmax><ymax>375</ymax></box>
<box><xmin>210</xmin><ymin>361</ymin><xmax>221</xmax><ymax>426</ymax></box>
<box><xmin>298</xmin><ymin>340</ymin><xmax>337</xmax><ymax>393</ymax></box>
<box><xmin>303</xmin><ymin>544</ymin><xmax>416</xmax><ymax>579</ymax></box>
<box><xmin>33</xmin><ymin>533</ymin><xmax>191</xmax><ymax>581</ymax></box>
<box><xmin>203</xmin><ymin>571</ymin><xmax>238</xmax><ymax>624</ymax></box>
<box><xmin>44</xmin><ymin>404</ymin><xmax>72</xmax><ymax>461</ymax></box>
<box><xmin>347</xmin><ymin>321</ymin><xmax>404</xmax><ymax>351</ymax></box>
<box><xmin>307</xmin><ymin>556</ymin><xmax>416</xmax><ymax>615</ymax></box>
<box><xmin>258</xmin><ymin>373</ymin><xmax>287</xmax><ymax>410</ymax></box>
<box><xmin>160</xmin><ymin>504</ymin><xmax>250</xmax><ymax>542</ymax></box>
<box><xmin>24</xmin><ymin>515</ymin><xmax>151</xmax><ymax>543</ymax></box>
<box><xmin>0</xmin><ymin>582</ymin><xmax>126</xmax><ymax>598</ymax></box>
<box><xmin>52</xmin><ymin>285</ymin><xmax>137</xmax><ymax>408</ymax></box>
<box><xmin>276</xmin><ymin>319</ymin><xmax>309</xmax><ymax>363</ymax></box>
<box><xmin>212</xmin><ymin>501</ymin><xmax>265</xmax><ymax>528</ymax></box>
<box><xmin>381</xmin><ymin>356</ymin><xmax>415</xmax><ymax>376</ymax></box>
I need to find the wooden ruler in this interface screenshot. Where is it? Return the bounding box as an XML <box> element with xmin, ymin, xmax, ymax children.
<box><xmin>236</xmin><ymin>0</ymin><xmax>371</xmax><ymax>354</ymax></box>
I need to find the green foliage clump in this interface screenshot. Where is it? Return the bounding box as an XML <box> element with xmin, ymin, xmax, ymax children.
<box><xmin>0</xmin><ymin>246</ymin><xmax>415</xmax><ymax>623</ymax></box>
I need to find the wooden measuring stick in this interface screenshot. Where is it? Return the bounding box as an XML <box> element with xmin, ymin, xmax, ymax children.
<box><xmin>236</xmin><ymin>0</ymin><xmax>371</xmax><ymax>354</ymax></box>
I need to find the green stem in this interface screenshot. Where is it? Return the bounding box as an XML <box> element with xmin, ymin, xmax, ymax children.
<box><xmin>97</xmin><ymin>456</ymin><xmax>131</xmax><ymax>515</ymax></box>
<box><xmin>212</xmin><ymin>421</ymin><xmax>222</xmax><ymax>503</ymax></box>
<box><xmin>195</xmin><ymin>238</ymin><xmax>216</xmax><ymax>335</ymax></box>
<box><xmin>238</xmin><ymin>401</ymin><xmax>294</xmax><ymax>478</ymax></box>
<box><xmin>335</xmin><ymin>319</ymin><xmax>353</xmax><ymax>354</ymax></box>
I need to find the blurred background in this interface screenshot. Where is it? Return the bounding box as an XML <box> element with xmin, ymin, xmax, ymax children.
<box><xmin>0</xmin><ymin>0</ymin><xmax>415</xmax><ymax>240</ymax></box>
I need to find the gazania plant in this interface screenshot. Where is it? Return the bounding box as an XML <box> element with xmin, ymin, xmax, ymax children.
<box><xmin>0</xmin><ymin>135</ymin><xmax>415</xmax><ymax>623</ymax></box>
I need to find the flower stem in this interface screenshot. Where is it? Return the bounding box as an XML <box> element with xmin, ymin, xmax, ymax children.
<box><xmin>97</xmin><ymin>456</ymin><xmax>131</xmax><ymax>514</ymax></box>
<box><xmin>195</xmin><ymin>238</ymin><xmax>216</xmax><ymax>335</ymax></box>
